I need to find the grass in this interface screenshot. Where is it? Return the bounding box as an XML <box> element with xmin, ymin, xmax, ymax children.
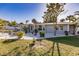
<box><xmin>0</xmin><ymin>36</ymin><xmax>79</xmax><ymax>56</ymax></box>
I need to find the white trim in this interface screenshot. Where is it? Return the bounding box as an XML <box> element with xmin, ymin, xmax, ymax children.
<box><xmin>26</xmin><ymin>22</ymin><xmax>76</xmax><ymax>26</ymax></box>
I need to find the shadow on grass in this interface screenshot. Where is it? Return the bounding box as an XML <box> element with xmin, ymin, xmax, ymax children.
<box><xmin>2</xmin><ymin>39</ymin><xmax>18</xmax><ymax>44</ymax></box>
<box><xmin>27</xmin><ymin>39</ymin><xmax>61</xmax><ymax>56</ymax></box>
<box><xmin>2</xmin><ymin>47</ymin><xmax>19</xmax><ymax>56</ymax></box>
<box><xmin>40</xmin><ymin>36</ymin><xmax>79</xmax><ymax>56</ymax></box>
<box><xmin>27</xmin><ymin>40</ymin><xmax>36</xmax><ymax>56</ymax></box>
<box><xmin>43</xmin><ymin>41</ymin><xmax>60</xmax><ymax>56</ymax></box>
<box><xmin>52</xmin><ymin>42</ymin><xmax>60</xmax><ymax>56</ymax></box>
<box><xmin>42</xmin><ymin>36</ymin><xmax>79</xmax><ymax>56</ymax></box>
<box><xmin>2</xmin><ymin>46</ymin><xmax>28</xmax><ymax>56</ymax></box>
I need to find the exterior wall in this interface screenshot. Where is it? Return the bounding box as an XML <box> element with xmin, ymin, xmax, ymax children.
<box><xmin>26</xmin><ymin>23</ymin><xmax>77</xmax><ymax>35</ymax></box>
<box><xmin>45</xmin><ymin>24</ymin><xmax>69</xmax><ymax>35</ymax></box>
<box><xmin>56</xmin><ymin>25</ymin><xmax>68</xmax><ymax>35</ymax></box>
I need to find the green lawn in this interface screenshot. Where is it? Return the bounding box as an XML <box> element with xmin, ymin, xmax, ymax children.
<box><xmin>0</xmin><ymin>36</ymin><xmax>79</xmax><ymax>56</ymax></box>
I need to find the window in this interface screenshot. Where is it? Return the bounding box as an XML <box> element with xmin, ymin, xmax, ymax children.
<box><xmin>54</xmin><ymin>26</ymin><xmax>58</xmax><ymax>30</ymax></box>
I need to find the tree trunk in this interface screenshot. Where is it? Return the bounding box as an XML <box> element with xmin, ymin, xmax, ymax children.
<box><xmin>54</xmin><ymin>17</ymin><xmax>57</xmax><ymax>36</ymax></box>
<box><xmin>54</xmin><ymin>25</ymin><xmax>56</xmax><ymax>36</ymax></box>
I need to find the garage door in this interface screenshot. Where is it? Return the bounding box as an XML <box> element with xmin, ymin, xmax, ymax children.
<box><xmin>45</xmin><ymin>25</ymin><xmax>54</xmax><ymax>33</ymax></box>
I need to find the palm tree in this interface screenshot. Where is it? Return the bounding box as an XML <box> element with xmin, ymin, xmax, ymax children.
<box><xmin>43</xmin><ymin>3</ymin><xmax>65</xmax><ymax>36</ymax></box>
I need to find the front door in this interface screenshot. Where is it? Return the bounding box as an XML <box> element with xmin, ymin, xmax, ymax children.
<box><xmin>69</xmin><ymin>25</ymin><xmax>76</xmax><ymax>35</ymax></box>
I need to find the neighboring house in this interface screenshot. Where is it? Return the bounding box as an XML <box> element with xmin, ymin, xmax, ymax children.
<box><xmin>5</xmin><ymin>26</ymin><xmax>18</xmax><ymax>30</ymax></box>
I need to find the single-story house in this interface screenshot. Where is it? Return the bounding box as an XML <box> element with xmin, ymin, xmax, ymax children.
<box><xmin>25</xmin><ymin>22</ymin><xmax>79</xmax><ymax>36</ymax></box>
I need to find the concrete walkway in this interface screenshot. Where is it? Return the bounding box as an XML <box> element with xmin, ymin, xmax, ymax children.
<box><xmin>22</xmin><ymin>33</ymin><xmax>74</xmax><ymax>40</ymax></box>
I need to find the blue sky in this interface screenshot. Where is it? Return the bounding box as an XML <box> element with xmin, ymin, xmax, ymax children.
<box><xmin>0</xmin><ymin>3</ymin><xmax>79</xmax><ymax>23</ymax></box>
<box><xmin>58</xmin><ymin>3</ymin><xmax>79</xmax><ymax>21</ymax></box>
<box><xmin>0</xmin><ymin>3</ymin><xmax>46</xmax><ymax>23</ymax></box>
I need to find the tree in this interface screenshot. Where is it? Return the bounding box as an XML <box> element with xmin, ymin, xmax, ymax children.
<box><xmin>66</xmin><ymin>15</ymin><xmax>77</xmax><ymax>22</ymax></box>
<box><xmin>19</xmin><ymin>22</ymin><xmax>24</xmax><ymax>25</ymax></box>
<box><xmin>0</xmin><ymin>19</ymin><xmax>9</xmax><ymax>32</ymax></box>
<box><xmin>74</xmin><ymin>11</ymin><xmax>79</xmax><ymax>15</ymax></box>
<box><xmin>0</xmin><ymin>19</ymin><xmax>9</xmax><ymax>26</ymax></box>
<box><xmin>74</xmin><ymin>11</ymin><xmax>79</xmax><ymax>28</ymax></box>
<box><xmin>32</xmin><ymin>18</ymin><xmax>38</xmax><ymax>33</ymax></box>
<box><xmin>60</xmin><ymin>19</ymin><xmax>65</xmax><ymax>22</ymax></box>
<box><xmin>26</xmin><ymin>20</ymin><xmax>29</xmax><ymax>23</ymax></box>
<box><xmin>66</xmin><ymin>15</ymin><xmax>77</xmax><ymax>35</ymax></box>
<box><xmin>32</xmin><ymin>18</ymin><xmax>37</xmax><ymax>24</ymax></box>
<box><xmin>43</xmin><ymin>3</ymin><xmax>65</xmax><ymax>35</ymax></box>
<box><xmin>10</xmin><ymin>21</ymin><xmax>17</xmax><ymax>26</ymax></box>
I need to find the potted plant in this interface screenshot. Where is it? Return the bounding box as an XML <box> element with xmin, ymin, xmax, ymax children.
<box><xmin>64</xmin><ymin>31</ymin><xmax>68</xmax><ymax>35</ymax></box>
<box><xmin>77</xmin><ymin>31</ymin><xmax>79</xmax><ymax>34</ymax></box>
<box><xmin>39</xmin><ymin>31</ymin><xmax>45</xmax><ymax>37</ymax></box>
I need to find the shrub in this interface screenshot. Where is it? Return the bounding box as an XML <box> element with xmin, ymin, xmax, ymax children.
<box><xmin>77</xmin><ymin>31</ymin><xmax>79</xmax><ymax>34</ymax></box>
<box><xmin>39</xmin><ymin>31</ymin><xmax>45</xmax><ymax>37</ymax></box>
<box><xmin>16</xmin><ymin>31</ymin><xmax>24</xmax><ymax>39</ymax></box>
<box><xmin>64</xmin><ymin>31</ymin><xmax>68</xmax><ymax>35</ymax></box>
